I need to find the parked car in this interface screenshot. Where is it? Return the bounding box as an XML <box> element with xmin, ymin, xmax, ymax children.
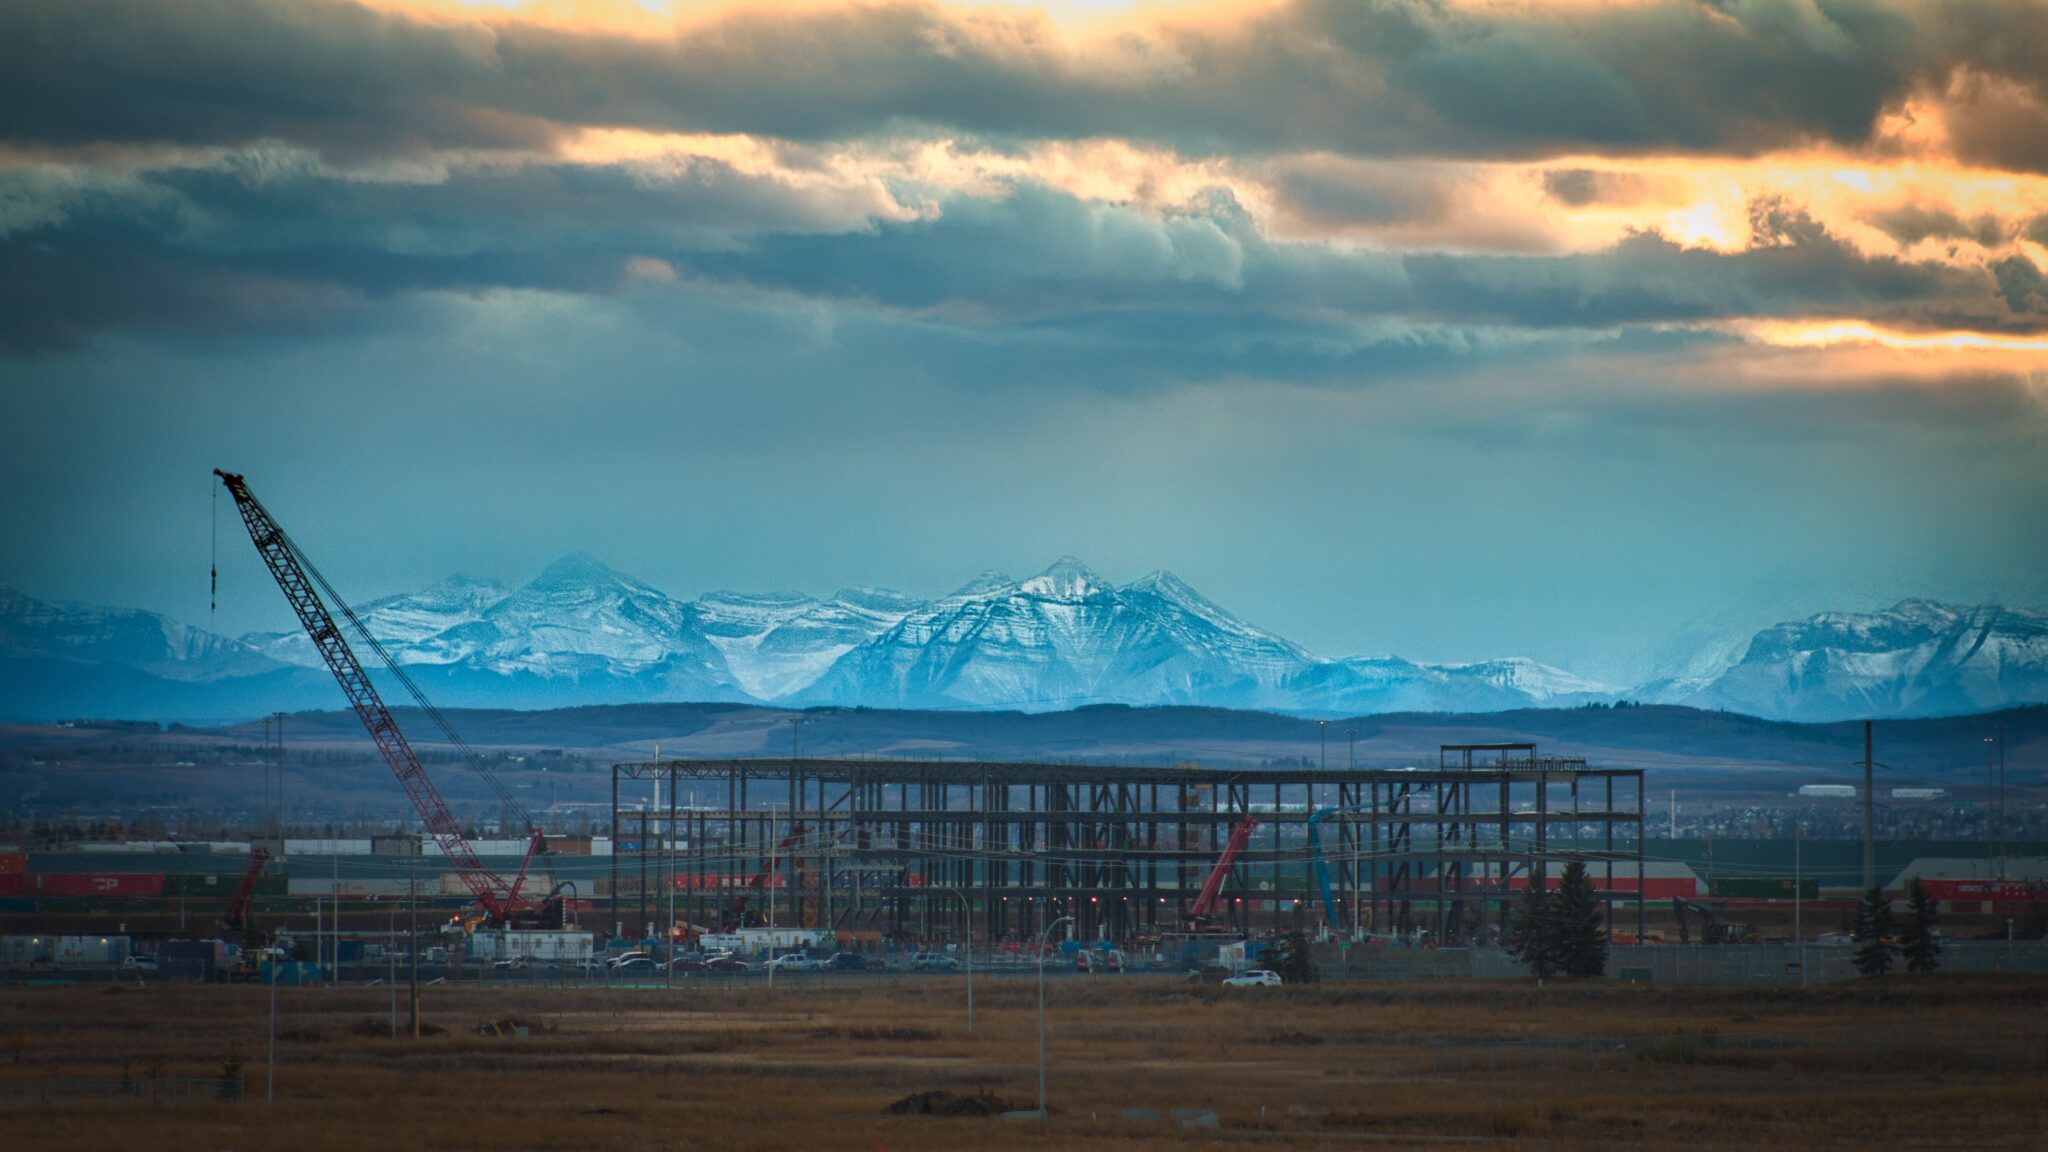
<box><xmin>123</xmin><ymin>955</ymin><xmax>159</xmax><ymax>972</ymax></box>
<box><xmin>607</xmin><ymin>951</ymin><xmax>653</xmax><ymax>969</ymax></box>
<box><xmin>611</xmin><ymin>956</ymin><xmax>660</xmax><ymax>973</ymax></box>
<box><xmin>1221</xmin><ymin>969</ymin><xmax>1282</xmax><ymax>988</ymax></box>
<box><xmin>910</xmin><ymin>953</ymin><xmax>960</xmax><ymax>972</ymax></box>
<box><xmin>490</xmin><ymin>957</ymin><xmax>527</xmax><ymax>971</ymax></box>
<box><xmin>669</xmin><ymin>957</ymin><xmax>709</xmax><ymax>973</ymax></box>
<box><xmin>765</xmin><ymin>953</ymin><xmax>821</xmax><ymax>973</ymax></box>
<box><xmin>823</xmin><ymin>952</ymin><xmax>869</xmax><ymax>972</ymax></box>
<box><xmin>705</xmin><ymin>955</ymin><xmax>751</xmax><ymax>973</ymax></box>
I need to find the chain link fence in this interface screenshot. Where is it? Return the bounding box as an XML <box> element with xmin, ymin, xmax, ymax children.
<box><xmin>1320</xmin><ymin>941</ymin><xmax>2048</xmax><ymax>985</ymax></box>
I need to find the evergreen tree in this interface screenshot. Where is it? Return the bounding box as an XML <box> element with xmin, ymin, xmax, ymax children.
<box><xmin>1852</xmin><ymin>886</ymin><xmax>1897</xmax><ymax>977</ymax></box>
<box><xmin>1505</xmin><ymin>877</ymin><xmax>1558</xmax><ymax>978</ymax></box>
<box><xmin>1268</xmin><ymin>929</ymin><xmax>1319</xmax><ymax>984</ymax></box>
<box><xmin>1900</xmin><ymin>878</ymin><xmax>1942</xmax><ymax>973</ymax></box>
<box><xmin>1552</xmin><ymin>860</ymin><xmax>1609</xmax><ymax>978</ymax></box>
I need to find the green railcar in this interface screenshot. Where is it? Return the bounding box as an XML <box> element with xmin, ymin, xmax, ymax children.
<box><xmin>1706</xmin><ymin>877</ymin><xmax>1819</xmax><ymax>900</ymax></box>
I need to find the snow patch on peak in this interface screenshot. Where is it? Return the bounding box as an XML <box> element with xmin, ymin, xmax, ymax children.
<box><xmin>1019</xmin><ymin>557</ymin><xmax>1111</xmax><ymax>600</ymax></box>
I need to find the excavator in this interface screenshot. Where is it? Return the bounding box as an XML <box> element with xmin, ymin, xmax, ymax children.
<box><xmin>214</xmin><ymin>470</ymin><xmax>563</xmax><ymax>930</ymax></box>
<box><xmin>1672</xmin><ymin>897</ymin><xmax>1755</xmax><ymax>945</ymax></box>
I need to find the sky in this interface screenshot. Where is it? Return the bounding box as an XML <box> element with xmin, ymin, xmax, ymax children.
<box><xmin>3</xmin><ymin>0</ymin><xmax>2047</xmax><ymax>686</ymax></box>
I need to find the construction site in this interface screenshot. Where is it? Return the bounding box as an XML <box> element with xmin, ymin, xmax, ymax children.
<box><xmin>608</xmin><ymin>748</ymin><xmax>1649</xmax><ymax>952</ymax></box>
<box><xmin>6</xmin><ymin>483</ymin><xmax>2048</xmax><ymax>1152</ymax></box>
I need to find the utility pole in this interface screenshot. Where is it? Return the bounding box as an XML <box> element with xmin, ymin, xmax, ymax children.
<box><xmin>271</xmin><ymin>711</ymin><xmax>287</xmax><ymax>837</ymax></box>
<box><xmin>1318</xmin><ymin>721</ymin><xmax>1327</xmax><ymax>770</ymax></box>
<box><xmin>1037</xmin><ymin>915</ymin><xmax>1074</xmax><ymax>1122</ymax></box>
<box><xmin>667</xmin><ymin>769</ymin><xmax>677</xmax><ymax>989</ymax></box>
<box><xmin>942</xmin><ymin>886</ymin><xmax>974</xmax><ymax>1035</ymax></box>
<box><xmin>267</xmin><ymin>953</ymin><xmax>277</xmax><ymax>1106</ymax></box>
<box><xmin>1861</xmin><ymin>721</ymin><xmax>1875</xmax><ymax>892</ymax></box>
<box><xmin>1994</xmin><ymin>727</ymin><xmax>2007</xmax><ymax>878</ymax></box>
<box><xmin>408</xmin><ymin>858</ymin><xmax>419</xmax><ymax>1039</ymax></box>
<box><xmin>1794</xmin><ymin>822</ymin><xmax>1805</xmax><ymax>985</ymax></box>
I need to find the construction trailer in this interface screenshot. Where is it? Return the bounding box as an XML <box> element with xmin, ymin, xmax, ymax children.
<box><xmin>611</xmin><ymin>745</ymin><xmax>1647</xmax><ymax>947</ymax></box>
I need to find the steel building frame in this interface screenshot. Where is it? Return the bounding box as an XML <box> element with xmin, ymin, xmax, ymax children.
<box><xmin>608</xmin><ymin>750</ymin><xmax>1646</xmax><ymax>946</ymax></box>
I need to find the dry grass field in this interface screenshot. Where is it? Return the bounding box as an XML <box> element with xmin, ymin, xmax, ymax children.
<box><xmin>3</xmin><ymin>973</ymin><xmax>2045</xmax><ymax>1150</ymax></box>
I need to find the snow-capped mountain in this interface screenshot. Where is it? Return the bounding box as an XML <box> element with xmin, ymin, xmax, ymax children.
<box><xmin>1652</xmin><ymin>599</ymin><xmax>2048</xmax><ymax>722</ymax></box>
<box><xmin>695</xmin><ymin>586</ymin><xmax>920</xmax><ymax>700</ymax></box>
<box><xmin>0</xmin><ymin>586</ymin><xmax>281</xmax><ymax>682</ymax></box>
<box><xmin>245</xmin><ymin>555</ymin><xmax>745</xmax><ymax>703</ymax></box>
<box><xmin>1287</xmin><ymin>655</ymin><xmax>1616</xmax><ymax>715</ymax></box>
<box><xmin>799</xmin><ymin>558</ymin><xmax>1320</xmax><ymax>710</ymax></box>
<box><xmin>245</xmin><ymin>574</ymin><xmax>507</xmax><ymax>668</ymax></box>
<box><xmin>4</xmin><ymin>563</ymin><xmax>2043</xmax><ymax>723</ymax></box>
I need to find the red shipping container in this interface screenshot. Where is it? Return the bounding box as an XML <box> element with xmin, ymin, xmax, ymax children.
<box><xmin>35</xmin><ymin>873</ymin><xmax>165</xmax><ymax>897</ymax></box>
<box><xmin>0</xmin><ymin>852</ymin><xmax>26</xmax><ymax>875</ymax></box>
<box><xmin>0</xmin><ymin>874</ymin><xmax>24</xmax><ymax>896</ymax></box>
<box><xmin>672</xmin><ymin>873</ymin><xmax>781</xmax><ymax>890</ymax></box>
<box><xmin>1917</xmin><ymin>878</ymin><xmax>2047</xmax><ymax>911</ymax></box>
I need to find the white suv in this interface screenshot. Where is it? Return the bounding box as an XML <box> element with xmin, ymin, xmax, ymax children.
<box><xmin>1221</xmin><ymin>969</ymin><xmax>1282</xmax><ymax>988</ymax></box>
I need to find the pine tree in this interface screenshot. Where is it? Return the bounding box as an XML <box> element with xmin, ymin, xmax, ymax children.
<box><xmin>1505</xmin><ymin>876</ymin><xmax>1558</xmax><ymax>978</ymax></box>
<box><xmin>1852</xmin><ymin>886</ymin><xmax>1897</xmax><ymax>977</ymax></box>
<box><xmin>1552</xmin><ymin>860</ymin><xmax>1609</xmax><ymax>978</ymax></box>
<box><xmin>1268</xmin><ymin>928</ymin><xmax>1319</xmax><ymax>984</ymax></box>
<box><xmin>1900</xmin><ymin>878</ymin><xmax>1942</xmax><ymax>973</ymax></box>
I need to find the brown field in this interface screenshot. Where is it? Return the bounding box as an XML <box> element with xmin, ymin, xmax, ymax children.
<box><xmin>4</xmin><ymin>974</ymin><xmax>2046</xmax><ymax>1150</ymax></box>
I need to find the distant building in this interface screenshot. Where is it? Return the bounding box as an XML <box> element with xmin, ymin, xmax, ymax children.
<box><xmin>1889</xmin><ymin>787</ymin><xmax>1948</xmax><ymax>801</ymax></box>
<box><xmin>1796</xmin><ymin>784</ymin><xmax>1858</xmax><ymax>799</ymax></box>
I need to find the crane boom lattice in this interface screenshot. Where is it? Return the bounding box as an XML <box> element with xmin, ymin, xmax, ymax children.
<box><xmin>214</xmin><ymin>469</ymin><xmax>525</xmax><ymax>922</ymax></box>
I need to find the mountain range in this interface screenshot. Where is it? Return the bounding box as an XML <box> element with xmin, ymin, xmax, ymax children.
<box><xmin>2</xmin><ymin>558</ymin><xmax>2044</xmax><ymax>723</ymax></box>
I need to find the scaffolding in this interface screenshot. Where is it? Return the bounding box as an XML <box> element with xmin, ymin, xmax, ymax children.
<box><xmin>609</xmin><ymin>750</ymin><xmax>1646</xmax><ymax>946</ymax></box>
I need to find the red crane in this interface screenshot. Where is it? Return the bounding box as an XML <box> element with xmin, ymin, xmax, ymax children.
<box><xmin>728</xmin><ymin>822</ymin><xmax>806</xmax><ymax>926</ymax></box>
<box><xmin>1187</xmin><ymin>814</ymin><xmax>1258</xmax><ymax>925</ymax></box>
<box><xmin>214</xmin><ymin>469</ymin><xmax>548</xmax><ymax>926</ymax></box>
<box><xmin>221</xmin><ymin>846</ymin><xmax>269</xmax><ymax>933</ymax></box>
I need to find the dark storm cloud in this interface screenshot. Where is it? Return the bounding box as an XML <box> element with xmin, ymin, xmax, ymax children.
<box><xmin>1541</xmin><ymin>168</ymin><xmax>1652</xmax><ymax>208</ymax></box>
<box><xmin>2</xmin><ymin>0</ymin><xmax>2036</xmax><ymax>164</ymax></box>
<box><xmin>1867</xmin><ymin>204</ymin><xmax>2009</xmax><ymax>247</ymax></box>
<box><xmin>5</xmin><ymin>162</ymin><xmax>2039</xmax><ymax>356</ymax></box>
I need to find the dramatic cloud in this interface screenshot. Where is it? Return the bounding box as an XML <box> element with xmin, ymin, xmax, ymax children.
<box><xmin>3</xmin><ymin>0</ymin><xmax>2045</xmax><ymax>683</ymax></box>
<box><xmin>3</xmin><ymin>0</ymin><xmax>2042</xmax><ymax>164</ymax></box>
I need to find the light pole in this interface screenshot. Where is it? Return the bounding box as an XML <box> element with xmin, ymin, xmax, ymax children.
<box><xmin>1794</xmin><ymin>821</ymin><xmax>1805</xmax><ymax>986</ymax></box>
<box><xmin>942</xmin><ymin>885</ymin><xmax>974</xmax><ymax>1035</ymax></box>
<box><xmin>1037</xmin><ymin>914</ymin><xmax>1073</xmax><ymax>1121</ymax></box>
<box><xmin>267</xmin><ymin>953</ymin><xmax>277</xmax><ymax>1105</ymax></box>
<box><xmin>1318</xmin><ymin>720</ymin><xmax>1327</xmax><ymax>770</ymax></box>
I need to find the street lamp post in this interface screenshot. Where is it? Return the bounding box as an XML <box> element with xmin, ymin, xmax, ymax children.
<box><xmin>942</xmin><ymin>886</ymin><xmax>974</xmax><ymax>1035</ymax></box>
<box><xmin>1037</xmin><ymin>914</ymin><xmax>1074</xmax><ymax>1121</ymax></box>
<box><xmin>267</xmin><ymin>955</ymin><xmax>277</xmax><ymax>1106</ymax></box>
